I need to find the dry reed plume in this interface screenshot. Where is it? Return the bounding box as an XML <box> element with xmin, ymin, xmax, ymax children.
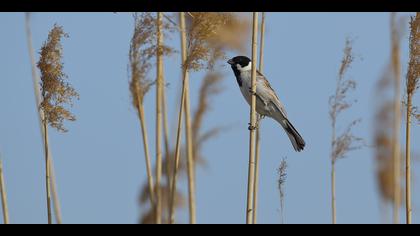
<box><xmin>328</xmin><ymin>38</ymin><xmax>363</xmax><ymax>224</ymax></box>
<box><xmin>404</xmin><ymin>12</ymin><xmax>420</xmax><ymax>224</ymax></box>
<box><xmin>374</xmin><ymin>65</ymin><xmax>405</xmax><ymax>224</ymax></box>
<box><xmin>129</xmin><ymin>12</ymin><xmax>157</xmax><ymax>215</ymax></box>
<box><xmin>277</xmin><ymin>158</ymin><xmax>287</xmax><ymax>224</ymax></box>
<box><xmin>38</xmin><ymin>25</ymin><xmax>78</xmax><ymax>133</ymax></box>
<box><xmin>390</xmin><ymin>13</ymin><xmax>404</xmax><ymax>224</ymax></box>
<box><xmin>38</xmin><ymin>24</ymin><xmax>78</xmax><ymax>224</ymax></box>
<box><xmin>185</xmin><ymin>12</ymin><xmax>249</xmax><ymax>71</ymax></box>
<box><xmin>373</xmin><ymin>14</ymin><xmax>406</xmax><ymax>223</ymax></box>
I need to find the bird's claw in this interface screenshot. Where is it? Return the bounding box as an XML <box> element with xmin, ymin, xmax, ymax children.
<box><xmin>248</xmin><ymin>88</ymin><xmax>257</xmax><ymax>96</ymax></box>
<box><xmin>248</xmin><ymin>123</ymin><xmax>257</xmax><ymax>131</ymax></box>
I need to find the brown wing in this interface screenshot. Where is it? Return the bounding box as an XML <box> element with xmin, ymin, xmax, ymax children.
<box><xmin>256</xmin><ymin>70</ymin><xmax>288</xmax><ymax>117</ymax></box>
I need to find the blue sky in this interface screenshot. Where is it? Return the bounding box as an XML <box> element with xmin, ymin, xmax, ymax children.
<box><xmin>0</xmin><ymin>12</ymin><xmax>419</xmax><ymax>224</ymax></box>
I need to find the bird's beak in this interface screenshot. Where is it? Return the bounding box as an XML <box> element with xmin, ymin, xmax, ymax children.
<box><xmin>227</xmin><ymin>59</ymin><xmax>234</xmax><ymax>65</ymax></box>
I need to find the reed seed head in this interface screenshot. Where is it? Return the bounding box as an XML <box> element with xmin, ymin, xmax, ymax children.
<box><xmin>406</xmin><ymin>13</ymin><xmax>420</xmax><ymax>97</ymax></box>
<box><xmin>38</xmin><ymin>24</ymin><xmax>78</xmax><ymax>133</ymax></box>
<box><xmin>329</xmin><ymin>38</ymin><xmax>364</xmax><ymax>162</ymax></box>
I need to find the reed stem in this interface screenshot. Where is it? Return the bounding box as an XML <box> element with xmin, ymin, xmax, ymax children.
<box><xmin>137</xmin><ymin>102</ymin><xmax>155</xmax><ymax>208</ymax></box>
<box><xmin>181</xmin><ymin>15</ymin><xmax>197</xmax><ymax>225</ymax></box>
<box><xmin>43</xmin><ymin>121</ymin><xmax>52</xmax><ymax>224</ymax></box>
<box><xmin>169</xmin><ymin>12</ymin><xmax>188</xmax><ymax>224</ymax></box>
<box><xmin>25</xmin><ymin>13</ymin><xmax>62</xmax><ymax>224</ymax></box>
<box><xmin>246</xmin><ymin>12</ymin><xmax>259</xmax><ymax>224</ymax></box>
<box><xmin>155</xmin><ymin>12</ymin><xmax>164</xmax><ymax>224</ymax></box>
<box><xmin>405</xmin><ymin>95</ymin><xmax>412</xmax><ymax>224</ymax></box>
<box><xmin>252</xmin><ymin>12</ymin><xmax>265</xmax><ymax>224</ymax></box>
<box><xmin>0</xmin><ymin>159</ymin><xmax>9</xmax><ymax>224</ymax></box>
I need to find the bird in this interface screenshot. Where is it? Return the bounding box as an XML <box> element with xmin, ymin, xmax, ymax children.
<box><xmin>227</xmin><ymin>55</ymin><xmax>305</xmax><ymax>152</ymax></box>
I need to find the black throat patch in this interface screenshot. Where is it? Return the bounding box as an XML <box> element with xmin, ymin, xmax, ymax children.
<box><xmin>231</xmin><ymin>66</ymin><xmax>242</xmax><ymax>87</ymax></box>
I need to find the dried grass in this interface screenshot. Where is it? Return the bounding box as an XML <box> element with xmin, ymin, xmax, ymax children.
<box><xmin>406</xmin><ymin>13</ymin><xmax>420</xmax><ymax>98</ymax></box>
<box><xmin>375</xmin><ymin>70</ymin><xmax>404</xmax><ymax>202</ymax></box>
<box><xmin>277</xmin><ymin>158</ymin><xmax>287</xmax><ymax>224</ymax></box>
<box><xmin>185</xmin><ymin>12</ymin><xmax>249</xmax><ymax>71</ymax></box>
<box><xmin>329</xmin><ymin>38</ymin><xmax>364</xmax><ymax>162</ymax></box>
<box><xmin>328</xmin><ymin>38</ymin><xmax>363</xmax><ymax>224</ymax></box>
<box><xmin>129</xmin><ymin>13</ymin><xmax>174</xmax><ymax>109</ymax></box>
<box><xmin>38</xmin><ymin>25</ymin><xmax>78</xmax><ymax>133</ymax></box>
<box><xmin>37</xmin><ymin>24</ymin><xmax>76</xmax><ymax>224</ymax></box>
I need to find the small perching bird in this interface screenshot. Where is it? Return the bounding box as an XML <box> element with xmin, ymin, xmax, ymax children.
<box><xmin>228</xmin><ymin>56</ymin><xmax>305</xmax><ymax>152</ymax></box>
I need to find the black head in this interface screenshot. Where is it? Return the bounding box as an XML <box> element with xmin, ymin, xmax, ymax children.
<box><xmin>227</xmin><ymin>56</ymin><xmax>251</xmax><ymax>70</ymax></box>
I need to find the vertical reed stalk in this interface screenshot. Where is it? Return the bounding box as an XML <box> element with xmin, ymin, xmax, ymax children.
<box><xmin>246</xmin><ymin>12</ymin><xmax>259</xmax><ymax>224</ymax></box>
<box><xmin>252</xmin><ymin>12</ymin><xmax>265</xmax><ymax>225</ymax></box>
<box><xmin>155</xmin><ymin>12</ymin><xmax>163</xmax><ymax>224</ymax></box>
<box><xmin>25</xmin><ymin>13</ymin><xmax>62</xmax><ymax>224</ymax></box>
<box><xmin>137</xmin><ymin>102</ymin><xmax>155</xmax><ymax>207</ymax></box>
<box><xmin>331</xmin><ymin>117</ymin><xmax>336</xmax><ymax>224</ymax></box>
<box><xmin>182</xmin><ymin>18</ymin><xmax>197</xmax><ymax>225</ymax></box>
<box><xmin>405</xmin><ymin>95</ymin><xmax>412</xmax><ymax>224</ymax></box>
<box><xmin>43</xmin><ymin>121</ymin><xmax>52</xmax><ymax>224</ymax></box>
<box><xmin>0</xmin><ymin>159</ymin><xmax>9</xmax><ymax>224</ymax></box>
<box><xmin>391</xmin><ymin>12</ymin><xmax>402</xmax><ymax>224</ymax></box>
<box><xmin>404</xmin><ymin>12</ymin><xmax>420</xmax><ymax>224</ymax></box>
<box><xmin>169</xmin><ymin>12</ymin><xmax>188</xmax><ymax>224</ymax></box>
<box><xmin>331</xmin><ymin>159</ymin><xmax>336</xmax><ymax>224</ymax></box>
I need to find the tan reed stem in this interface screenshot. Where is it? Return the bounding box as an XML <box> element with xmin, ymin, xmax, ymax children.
<box><xmin>252</xmin><ymin>11</ymin><xmax>265</xmax><ymax>225</ymax></box>
<box><xmin>246</xmin><ymin>12</ymin><xmax>259</xmax><ymax>224</ymax></box>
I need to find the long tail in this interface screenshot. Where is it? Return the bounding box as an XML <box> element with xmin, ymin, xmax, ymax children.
<box><xmin>283</xmin><ymin>118</ymin><xmax>305</xmax><ymax>152</ymax></box>
<box><xmin>273</xmin><ymin>114</ymin><xmax>305</xmax><ymax>152</ymax></box>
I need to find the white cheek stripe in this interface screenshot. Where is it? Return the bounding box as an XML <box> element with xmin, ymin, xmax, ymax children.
<box><xmin>237</xmin><ymin>62</ymin><xmax>252</xmax><ymax>72</ymax></box>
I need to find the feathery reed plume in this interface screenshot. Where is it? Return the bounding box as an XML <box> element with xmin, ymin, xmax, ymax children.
<box><xmin>390</xmin><ymin>12</ymin><xmax>403</xmax><ymax>224</ymax></box>
<box><xmin>38</xmin><ymin>24</ymin><xmax>78</xmax><ymax>224</ymax></box>
<box><xmin>252</xmin><ymin>12</ymin><xmax>266</xmax><ymax>224</ymax></box>
<box><xmin>277</xmin><ymin>158</ymin><xmax>287</xmax><ymax>224</ymax></box>
<box><xmin>24</xmin><ymin>13</ymin><xmax>62</xmax><ymax>224</ymax></box>
<box><xmin>246</xmin><ymin>12</ymin><xmax>259</xmax><ymax>224</ymax></box>
<box><xmin>328</xmin><ymin>38</ymin><xmax>363</xmax><ymax>224</ymax></box>
<box><xmin>185</xmin><ymin>12</ymin><xmax>250</xmax><ymax>71</ymax></box>
<box><xmin>404</xmin><ymin>12</ymin><xmax>420</xmax><ymax>224</ymax></box>
<box><xmin>129</xmin><ymin>12</ymin><xmax>157</xmax><ymax>214</ymax></box>
<box><xmin>374</xmin><ymin>64</ymin><xmax>405</xmax><ymax>223</ymax></box>
<box><xmin>0</xmin><ymin>158</ymin><xmax>9</xmax><ymax>224</ymax></box>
